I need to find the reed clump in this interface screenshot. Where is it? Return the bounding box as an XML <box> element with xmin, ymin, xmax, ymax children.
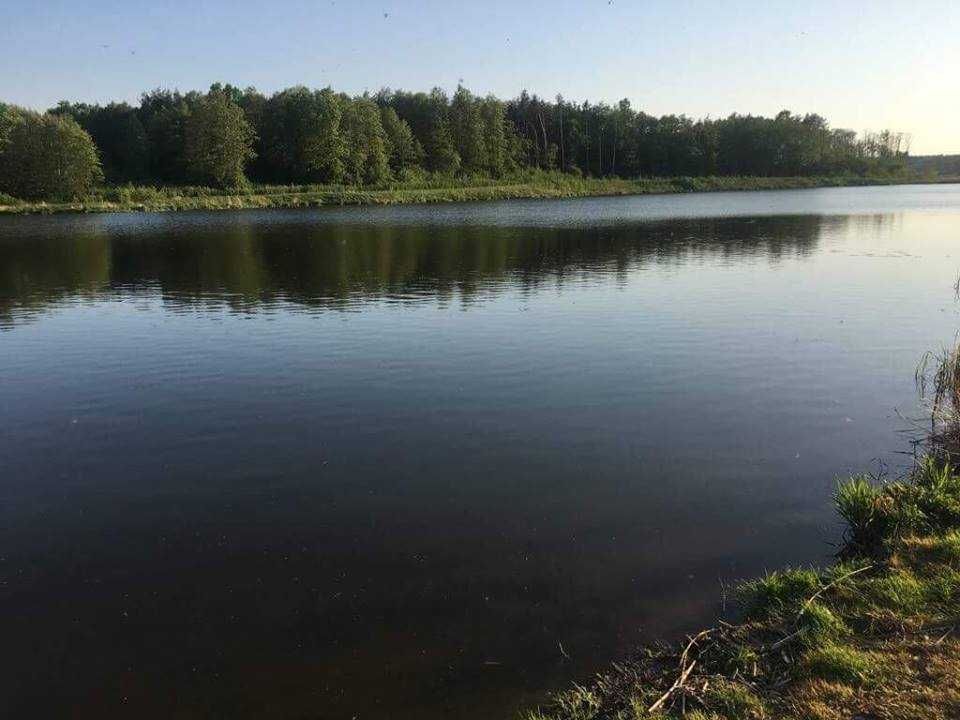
<box><xmin>918</xmin><ymin>341</ymin><xmax>960</xmax><ymax>460</ymax></box>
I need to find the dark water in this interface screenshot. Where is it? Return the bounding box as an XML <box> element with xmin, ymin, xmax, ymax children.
<box><xmin>2</xmin><ymin>185</ymin><xmax>960</xmax><ymax>719</ymax></box>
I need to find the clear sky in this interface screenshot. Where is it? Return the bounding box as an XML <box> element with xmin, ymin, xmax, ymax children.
<box><xmin>3</xmin><ymin>0</ymin><xmax>958</xmax><ymax>154</ymax></box>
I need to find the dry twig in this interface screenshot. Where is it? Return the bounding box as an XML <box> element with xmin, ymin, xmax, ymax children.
<box><xmin>647</xmin><ymin>630</ymin><xmax>712</xmax><ymax>713</ymax></box>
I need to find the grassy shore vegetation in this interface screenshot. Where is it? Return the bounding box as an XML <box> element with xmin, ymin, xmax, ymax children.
<box><xmin>0</xmin><ymin>173</ymin><xmax>922</xmax><ymax>215</ymax></box>
<box><xmin>523</xmin><ymin>344</ymin><xmax>960</xmax><ymax>719</ymax></box>
<box><xmin>0</xmin><ymin>83</ymin><xmax>915</xmax><ymax>211</ymax></box>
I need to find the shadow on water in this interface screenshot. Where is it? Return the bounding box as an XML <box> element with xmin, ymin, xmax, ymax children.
<box><xmin>0</xmin><ymin>204</ymin><xmax>926</xmax><ymax>719</ymax></box>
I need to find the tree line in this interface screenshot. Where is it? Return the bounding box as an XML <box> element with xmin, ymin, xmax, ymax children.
<box><xmin>0</xmin><ymin>83</ymin><xmax>911</xmax><ymax>200</ymax></box>
<box><xmin>907</xmin><ymin>154</ymin><xmax>960</xmax><ymax>178</ymax></box>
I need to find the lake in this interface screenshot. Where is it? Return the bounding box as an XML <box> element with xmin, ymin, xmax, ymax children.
<box><xmin>2</xmin><ymin>184</ymin><xmax>960</xmax><ymax>719</ymax></box>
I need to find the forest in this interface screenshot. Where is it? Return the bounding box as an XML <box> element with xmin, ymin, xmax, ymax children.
<box><xmin>0</xmin><ymin>83</ymin><xmax>911</xmax><ymax>201</ymax></box>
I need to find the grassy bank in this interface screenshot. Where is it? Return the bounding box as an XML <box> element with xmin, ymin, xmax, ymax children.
<box><xmin>524</xmin><ymin>348</ymin><xmax>960</xmax><ymax>719</ymax></box>
<box><xmin>0</xmin><ymin>173</ymin><xmax>928</xmax><ymax>215</ymax></box>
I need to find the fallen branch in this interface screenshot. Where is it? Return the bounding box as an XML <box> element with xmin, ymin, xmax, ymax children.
<box><xmin>647</xmin><ymin>659</ymin><xmax>698</xmax><ymax>713</ymax></box>
<box><xmin>647</xmin><ymin>630</ymin><xmax>712</xmax><ymax>713</ymax></box>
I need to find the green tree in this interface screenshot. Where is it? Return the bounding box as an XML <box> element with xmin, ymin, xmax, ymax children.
<box><xmin>50</xmin><ymin>101</ymin><xmax>149</xmax><ymax>183</ymax></box>
<box><xmin>140</xmin><ymin>89</ymin><xmax>194</xmax><ymax>183</ymax></box>
<box><xmin>479</xmin><ymin>96</ymin><xmax>514</xmax><ymax>176</ymax></box>
<box><xmin>341</xmin><ymin>97</ymin><xmax>390</xmax><ymax>185</ymax></box>
<box><xmin>238</xmin><ymin>87</ymin><xmax>268</xmax><ymax>180</ymax></box>
<box><xmin>183</xmin><ymin>91</ymin><xmax>256</xmax><ymax>188</ymax></box>
<box><xmin>0</xmin><ymin>102</ymin><xmax>24</xmax><ymax>156</ymax></box>
<box><xmin>119</xmin><ymin>113</ymin><xmax>149</xmax><ymax>181</ymax></box>
<box><xmin>260</xmin><ymin>87</ymin><xmax>346</xmax><ymax>183</ymax></box>
<box><xmin>0</xmin><ymin>111</ymin><xmax>103</xmax><ymax>200</ymax></box>
<box><xmin>423</xmin><ymin>89</ymin><xmax>459</xmax><ymax>174</ymax></box>
<box><xmin>300</xmin><ymin>89</ymin><xmax>347</xmax><ymax>183</ymax></box>
<box><xmin>379</xmin><ymin>106</ymin><xmax>423</xmax><ymax>178</ymax></box>
<box><xmin>450</xmin><ymin>86</ymin><xmax>486</xmax><ymax>173</ymax></box>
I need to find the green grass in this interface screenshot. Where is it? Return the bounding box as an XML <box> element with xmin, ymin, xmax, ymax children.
<box><xmin>834</xmin><ymin>475</ymin><xmax>887</xmax><ymax>548</ymax></box>
<box><xmin>740</xmin><ymin>567</ymin><xmax>821</xmax><ymax>617</ymax></box>
<box><xmin>799</xmin><ymin>643</ymin><xmax>880</xmax><ymax>685</ymax></box>
<box><xmin>703</xmin><ymin>681</ymin><xmax>766</xmax><ymax>719</ymax></box>
<box><xmin>796</xmin><ymin>602</ymin><xmax>850</xmax><ymax>647</ymax></box>
<box><xmin>0</xmin><ymin>172</ymin><xmax>926</xmax><ymax>215</ymax></box>
<box><xmin>833</xmin><ymin>458</ymin><xmax>960</xmax><ymax>557</ymax></box>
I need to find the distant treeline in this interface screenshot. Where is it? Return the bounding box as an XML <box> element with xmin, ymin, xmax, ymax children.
<box><xmin>0</xmin><ymin>83</ymin><xmax>911</xmax><ymax>200</ymax></box>
<box><xmin>907</xmin><ymin>154</ymin><xmax>960</xmax><ymax>177</ymax></box>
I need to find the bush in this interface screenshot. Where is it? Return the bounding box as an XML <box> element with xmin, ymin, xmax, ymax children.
<box><xmin>0</xmin><ymin>111</ymin><xmax>103</xmax><ymax>200</ymax></box>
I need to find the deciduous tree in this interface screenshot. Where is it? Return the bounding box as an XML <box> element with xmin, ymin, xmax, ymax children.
<box><xmin>0</xmin><ymin>111</ymin><xmax>103</xmax><ymax>199</ymax></box>
<box><xmin>183</xmin><ymin>90</ymin><xmax>255</xmax><ymax>188</ymax></box>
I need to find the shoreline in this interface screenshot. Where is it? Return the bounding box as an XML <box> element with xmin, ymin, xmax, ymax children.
<box><xmin>526</xmin><ymin>464</ymin><xmax>960</xmax><ymax>720</ymax></box>
<box><xmin>1</xmin><ymin>175</ymin><xmax>955</xmax><ymax>216</ymax></box>
<box><xmin>525</xmin><ymin>373</ymin><xmax>960</xmax><ymax>718</ymax></box>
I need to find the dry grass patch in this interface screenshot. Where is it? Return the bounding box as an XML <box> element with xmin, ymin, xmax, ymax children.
<box><xmin>788</xmin><ymin>637</ymin><xmax>960</xmax><ymax>720</ymax></box>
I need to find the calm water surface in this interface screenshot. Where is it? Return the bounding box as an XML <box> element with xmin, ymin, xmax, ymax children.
<box><xmin>2</xmin><ymin>185</ymin><xmax>960</xmax><ymax>718</ymax></box>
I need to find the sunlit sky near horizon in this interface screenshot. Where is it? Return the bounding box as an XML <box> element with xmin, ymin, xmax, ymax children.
<box><xmin>2</xmin><ymin>0</ymin><xmax>958</xmax><ymax>155</ymax></box>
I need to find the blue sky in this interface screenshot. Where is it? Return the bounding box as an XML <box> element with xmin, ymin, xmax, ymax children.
<box><xmin>2</xmin><ymin>0</ymin><xmax>957</xmax><ymax>154</ymax></box>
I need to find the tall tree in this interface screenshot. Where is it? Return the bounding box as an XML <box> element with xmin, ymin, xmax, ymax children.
<box><xmin>341</xmin><ymin>97</ymin><xmax>390</xmax><ymax>185</ymax></box>
<box><xmin>260</xmin><ymin>87</ymin><xmax>346</xmax><ymax>184</ymax></box>
<box><xmin>379</xmin><ymin>106</ymin><xmax>423</xmax><ymax>178</ymax></box>
<box><xmin>420</xmin><ymin>89</ymin><xmax>460</xmax><ymax>174</ymax></box>
<box><xmin>117</xmin><ymin>113</ymin><xmax>149</xmax><ymax>182</ymax></box>
<box><xmin>183</xmin><ymin>90</ymin><xmax>255</xmax><ymax>188</ymax></box>
<box><xmin>479</xmin><ymin>96</ymin><xmax>514</xmax><ymax>177</ymax></box>
<box><xmin>140</xmin><ymin>89</ymin><xmax>194</xmax><ymax>184</ymax></box>
<box><xmin>449</xmin><ymin>86</ymin><xmax>486</xmax><ymax>173</ymax></box>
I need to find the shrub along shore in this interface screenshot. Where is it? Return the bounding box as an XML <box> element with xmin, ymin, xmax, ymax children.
<box><xmin>523</xmin><ymin>354</ymin><xmax>960</xmax><ymax>718</ymax></box>
<box><xmin>0</xmin><ymin>174</ymin><xmax>936</xmax><ymax>216</ymax></box>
